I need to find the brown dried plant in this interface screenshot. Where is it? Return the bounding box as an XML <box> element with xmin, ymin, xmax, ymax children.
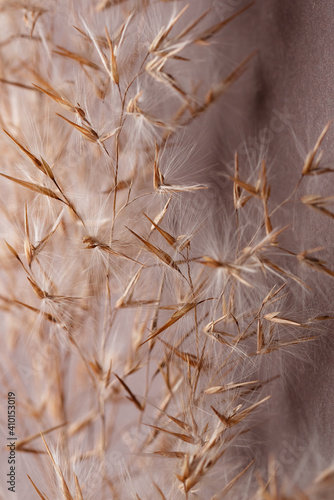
<box><xmin>0</xmin><ymin>1</ymin><xmax>333</xmax><ymax>500</ymax></box>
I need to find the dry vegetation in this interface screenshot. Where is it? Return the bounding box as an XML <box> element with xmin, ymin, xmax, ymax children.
<box><xmin>0</xmin><ymin>1</ymin><xmax>333</xmax><ymax>499</ymax></box>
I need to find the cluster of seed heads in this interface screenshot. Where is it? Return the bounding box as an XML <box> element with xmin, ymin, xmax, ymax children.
<box><xmin>0</xmin><ymin>1</ymin><xmax>334</xmax><ymax>499</ymax></box>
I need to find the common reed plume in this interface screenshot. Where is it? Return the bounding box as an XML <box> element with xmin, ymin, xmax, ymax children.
<box><xmin>0</xmin><ymin>1</ymin><xmax>333</xmax><ymax>499</ymax></box>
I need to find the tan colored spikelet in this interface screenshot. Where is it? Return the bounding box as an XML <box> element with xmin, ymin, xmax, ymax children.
<box><xmin>141</xmin><ymin>300</ymin><xmax>205</xmax><ymax>345</ymax></box>
<box><xmin>302</xmin><ymin>121</ymin><xmax>331</xmax><ymax>175</ymax></box>
<box><xmin>105</xmin><ymin>26</ymin><xmax>119</xmax><ymax>85</ymax></box>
